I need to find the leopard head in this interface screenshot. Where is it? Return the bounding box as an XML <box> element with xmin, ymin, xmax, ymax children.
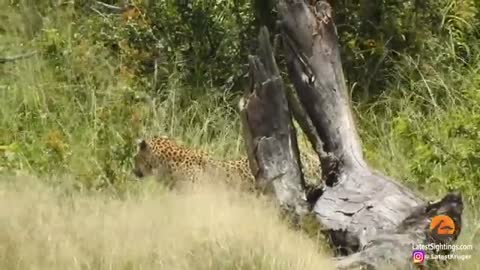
<box><xmin>132</xmin><ymin>139</ymin><xmax>157</xmax><ymax>179</ymax></box>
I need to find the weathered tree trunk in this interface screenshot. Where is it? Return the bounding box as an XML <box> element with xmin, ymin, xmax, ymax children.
<box><xmin>239</xmin><ymin>27</ymin><xmax>310</xmax><ymax>217</ymax></box>
<box><xmin>278</xmin><ymin>0</ymin><xmax>423</xmax><ymax>247</ymax></box>
<box><xmin>241</xmin><ymin>1</ymin><xmax>464</xmax><ymax>269</ymax></box>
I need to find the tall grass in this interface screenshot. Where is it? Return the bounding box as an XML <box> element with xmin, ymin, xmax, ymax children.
<box><xmin>357</xmin><ymin>52</ymin><xmax>480</xmax><ymax>203</ymax></box>
<box><xmin>0</xmin><ymin>174</ymin><xmax>478</xmax><ymax>270</ymax></box>
<box><xmin>0</xmin><ymin>1</ymin><xmax>246</xmax><ymax>190</ymax></box>
<box><xmin>0</xmin><ymin>175</ymin><xmax>334</xmax><ymax>270</ymax></box>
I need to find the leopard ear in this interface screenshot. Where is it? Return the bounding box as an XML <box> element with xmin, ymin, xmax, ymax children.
<box><xmin>136</xmin><ymin>139</ymin><xmax>148</xmax><ymax>150</ymax></box>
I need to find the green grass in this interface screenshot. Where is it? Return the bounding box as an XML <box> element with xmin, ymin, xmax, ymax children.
<box><xmin>1</xmin><ymin>1</ymin><xmax>480</xmax><ymax>269</ymax></box>
<box><xmin>0</xmin><ymin>9</ymin><xmax>245</xmax><ymax>189</ymax></box>
<box><xmin>358</xmin><ymin>53</ymin><xmax>480</xmax><ymax>203</ymax></box>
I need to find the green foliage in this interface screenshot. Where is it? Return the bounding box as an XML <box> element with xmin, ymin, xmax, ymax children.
<box><xmin>70</xmin><ymin>0</ymin><xmax>256</xmax><ymax>96</ymax></box>
<box><xmin>334</xmin><ymin>0</ymin><xmax>480</xmax><ymax>100</ymax></box>
<box><xmin>359</xmin><ymin>51</ymin><xmax>480</xmax><ymax>203</ymax></box>
<box><xmin>0</xmin><ymin>0</ymin><xmax>245</xmax><ymax>191</ymax></box>
<box><xmin>1</xmin><ymin>0</ymin><xmax>480</xmax><ymax>205</ymax></box>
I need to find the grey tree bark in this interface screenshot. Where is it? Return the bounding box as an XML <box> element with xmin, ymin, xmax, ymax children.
<box><xmin>240</xmin><ymin>1</ymin><xmax>464</xmax><ymax>269</ymax></box>
<box><xmin>239</xmin><ymin>27</ymin><xmax>310</xmax><ymax>217</ymax></box>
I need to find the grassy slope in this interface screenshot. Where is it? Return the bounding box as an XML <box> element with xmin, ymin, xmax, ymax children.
<box><xmin>0</xmin><ymin>175</ymin><xmax>335</xmax><ymax>270</ymax></box>
<box><xmin>0</xmin><ymin>2</ymin><xmax>479</xmax><ymax>270</ymax></box>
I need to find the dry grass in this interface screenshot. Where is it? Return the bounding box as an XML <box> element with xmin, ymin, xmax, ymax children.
<box><xmin>0</xmin><ymin>174</ymin><xmax>334</xmax><ymax>270</ymax></box>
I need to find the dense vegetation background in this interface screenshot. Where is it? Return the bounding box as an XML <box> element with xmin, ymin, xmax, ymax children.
<box><xmin>0</xmin><ymin>0</ymin><xmax>479</xmax><ymax>269</ymax></box>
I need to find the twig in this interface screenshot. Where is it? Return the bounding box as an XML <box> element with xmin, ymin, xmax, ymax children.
<box><xmin>0</xmin><ymin>51</ymin><xmax>37</xmax><ymax>64</ymax></box>
<box><xmin>93</xmin><ymin>1</ymin><xmax>128</xmax><ymax>13</ymax></box>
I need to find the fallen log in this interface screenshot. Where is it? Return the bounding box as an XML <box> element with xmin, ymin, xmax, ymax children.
<box><xmin>240</xmin><ymin>1</ymin><xmax>464</xmax><ymax>269</ymax></box>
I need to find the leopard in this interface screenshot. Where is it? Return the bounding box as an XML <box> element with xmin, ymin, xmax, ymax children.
<box><xmin>132</xmin><ymin>136</ymin><xmax>254</xmax><ymax>185</ymax></box>
<box><xmin>133</xmin><ymin>136</ymin><xmax>322</xmax><ymax>194</ymax></box>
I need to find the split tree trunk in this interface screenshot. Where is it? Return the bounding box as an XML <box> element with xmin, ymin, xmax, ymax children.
<box><xmin>240</xmin><ymin>1</ymin><xmax>464</xmax><ymax>269</ymax></box>
<box><xmin>239</xmin><ymin>27</ymin><xmax>310</xmax><ymax>217</ymax></box>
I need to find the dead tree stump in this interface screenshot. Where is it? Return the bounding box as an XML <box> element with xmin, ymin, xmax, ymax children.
<box><xmin>240</xmin><ymin>1</ymin><xmax>464</xmax><ymax>269</ymax></box>
<box><xmin>239</xmin><ymin>27</ymin><xmax>310</xmax><ymax>217</ymax></box>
